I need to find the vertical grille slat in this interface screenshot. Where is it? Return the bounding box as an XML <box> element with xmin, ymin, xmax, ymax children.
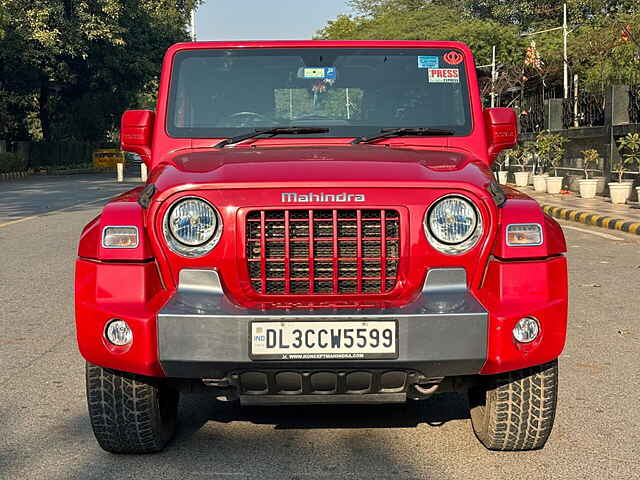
<box><xmin>332</xmin><ymin>210</ymin><xmax>339</xmax><ymax>294</ymax></box>
<box><xmin>246</xmin><ymin>209</ymin><xmax>400</xmax><ymax>296</ymax></box>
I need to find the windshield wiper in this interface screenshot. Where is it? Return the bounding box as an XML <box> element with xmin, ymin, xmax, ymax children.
<box><xmin>213</xmin><ymin>127</ymin><xmax>330</xmax><ymax>148</ymax></box>
<box><xmin>351</xmin><ymin>127</ymin><xmax>454</xmax><ymax>145</ymax></box>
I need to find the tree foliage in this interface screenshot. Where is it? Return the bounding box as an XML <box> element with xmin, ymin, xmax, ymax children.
<box><xmin>318</xmin><ymin>0</ymin><xmax>640</xmax><ymax>100</ymax></box>
<box><xmin>0</xmin><ymin>0</ymin><xmax>200</xmax><ymax>142</ymax></box>
<box><xmin>317</xmin><ymin>2</ymin><xmax>525</xmax><ymax>68</ymax></box>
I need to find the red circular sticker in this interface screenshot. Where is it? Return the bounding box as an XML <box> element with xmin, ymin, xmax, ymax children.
<box><xmin>443</xmin><ymin>51</ymin><xmax>464</xmax><ymax>65</ymax></box>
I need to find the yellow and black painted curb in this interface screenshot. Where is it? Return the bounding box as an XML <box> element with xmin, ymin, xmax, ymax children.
<box><xmin>542</xmin><ymin>205</ymin><xmax>640</xmax><ymax>236</ymax></box>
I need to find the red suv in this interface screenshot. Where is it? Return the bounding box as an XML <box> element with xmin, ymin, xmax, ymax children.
<box><xmin>75</xmin><ymin>41</ymin><xmax>568</xmax><ymax>453</ymax></box>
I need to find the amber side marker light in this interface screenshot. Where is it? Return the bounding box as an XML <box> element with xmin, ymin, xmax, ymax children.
<box><xmin>102</xmin><ymin>226</ymin><xmax>139</xmax><ymax>248</ymax></box>
<box><xmin>506</xmin><ymin>223</ymin><xmax>543</xmax><ymax>246</ymax></box>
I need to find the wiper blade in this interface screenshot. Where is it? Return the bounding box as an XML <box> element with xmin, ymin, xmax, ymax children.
<box><xmin>213</xmin><ymin>127</ymin><xmax>330</xmax><ymax>148</ymax></box>
<box><xmin>351</xmin><ymin>127</ymin><xmax>454</xmax><ymax>145</ymax></box>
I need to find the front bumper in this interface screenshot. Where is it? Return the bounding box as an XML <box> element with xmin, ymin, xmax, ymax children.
<box><xmin>158</xmin><ymin>268</ymin><xmax>488</xmax><ymax>379</ymax></box>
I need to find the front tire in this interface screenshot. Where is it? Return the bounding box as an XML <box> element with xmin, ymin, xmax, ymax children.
<box><xmin>468</xmin><ymin>360</ymin><xmax>558</xmax><ymax>451</ymax></box>
<box><xmin>86</xmin><ymin>362</ymin><xmax>179</xmax><ymax>453</ymax></box>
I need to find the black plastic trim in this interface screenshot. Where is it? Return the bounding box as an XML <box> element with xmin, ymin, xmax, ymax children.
<box><xmin>138</xmin><ymin>183</ymin><xmax>156</xmax><ymax>209</ymax></box>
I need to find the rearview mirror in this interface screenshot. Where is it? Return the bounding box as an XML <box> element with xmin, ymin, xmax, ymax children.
<box><xmin>121</xmin><ymin>110</ymin><xmax>155</xmax><ymax>165</ymax></box>
<box><xmin>483</xmin><ymin>108</ymin><xmax>517</xmax><ymax>163</ymax></box>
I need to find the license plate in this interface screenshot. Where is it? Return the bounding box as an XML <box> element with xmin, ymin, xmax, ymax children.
<box><xmin>249</xmin><ymin>321</ymin><xmax>398</xmax><ymax>360</ymax></box>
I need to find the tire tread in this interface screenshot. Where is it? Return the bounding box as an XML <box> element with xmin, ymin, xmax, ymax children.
<box><xmin>86</xmin><ymin>363</ymin><xmax>177</xmax><ymax>454</ymax></box>
<box><xmin>470</xmin><ymin>360</ymin><xmax>558</xmax><ymax>451</ymax></box>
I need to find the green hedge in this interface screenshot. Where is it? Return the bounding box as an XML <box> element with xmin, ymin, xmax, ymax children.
<box><xmin>0</xmin><ymin>152</ymin><xmax>27</xmax><ymax>173</ymax></box>
<box><xmin>29</xmin><ymin>142</ymin><xmax>100</xmax><ymax>168</ymax></box>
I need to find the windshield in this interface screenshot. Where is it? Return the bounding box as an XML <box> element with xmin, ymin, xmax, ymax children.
<box><xmin>167</xmin><ymin>48</ymin><xmax>472</xmax><ymax>138</ymax></box>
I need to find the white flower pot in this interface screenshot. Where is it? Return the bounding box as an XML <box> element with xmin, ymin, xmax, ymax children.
<box><xmin>532</xmin><ymin>175</ymin><xmax>547</xmax><ymax>192</ymax></box>
<box><xmin>514</xmin><ymin>171</ymin><xmax>529</xmax><ymax>187</ymax></box>
<box><xmin>578</xmin><ymin>179</ymin><xmax>598</xmax><ymax>199</ymax></box>
<box><xmin>636</xmin><ymin>186</ymin><xmax>640</xmax><ymax>203</ymax></box>
<box><xmin>609</xmin><ymin>182</ymin><xmax>633</xmax><ymax>204</ymax></box>
<box><xmin>593</xmin><ymin>176</ymin><xmax>605</xmax><ymax>195</ymax></box>
<box><xmin>545</xmin><ymin>176</ymin><xmax>564</xmax><ymax>194</ymax></box>
<box><xmin>497</xmin><ymin>170</ymin><xmax>508</xmax><ymax>185</ymax></box>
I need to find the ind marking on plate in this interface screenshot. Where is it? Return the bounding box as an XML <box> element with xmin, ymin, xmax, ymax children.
<box><xmin>250</xmin><ymin>321</ymin><xmax>398</xmax><ymax>360</ymax></box>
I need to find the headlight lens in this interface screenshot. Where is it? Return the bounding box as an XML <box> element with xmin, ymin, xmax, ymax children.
<box><xmin>164</xmin><ymin>197</ymin><xmax>222</xmax><ymax>257</ymax></box>
<box><xmin>424</xmin><ymin>195</ymin><xmax>482</xmax><ymax>254</ymax></box>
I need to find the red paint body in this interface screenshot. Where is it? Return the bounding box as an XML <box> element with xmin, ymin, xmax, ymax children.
<box><xmin>75</xmin><ymin>41</ymin><xmax>567</xmax><ymax>379</ymax></box>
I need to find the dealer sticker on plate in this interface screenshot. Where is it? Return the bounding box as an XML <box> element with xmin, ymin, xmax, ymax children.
<box><xmin>250</xmin><ymin>321</ymin><xmax>398</xmax><ymax>360</ymax></box>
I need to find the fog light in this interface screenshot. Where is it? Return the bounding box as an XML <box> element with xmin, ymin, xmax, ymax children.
<box><xmin>513</xmin><ymin>317</ymin><xmax>540</xmax><ymax>343</ymax></box>
<box><xmin>105</xmin><ymin>319</ymin><xmax>133</xmax><ymax>346</ymax></box>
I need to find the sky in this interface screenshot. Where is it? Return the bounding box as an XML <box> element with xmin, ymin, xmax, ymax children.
<box><xmin>195</xmin><ymin>0</ymin><xmax>354</xmax><ymax>41</ymax></box>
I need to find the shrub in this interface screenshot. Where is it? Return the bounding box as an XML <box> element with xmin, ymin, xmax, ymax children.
<box><xmin>615</xmin><ymin>133</ymin><xmax>640</xmax><ymax>183</ymax></box>
<box><xmin>580</xmin><ymin>149</ymin><xmax>599</xmax><ymax>179</ymax></box>
<box><xmin>535</xmin><ymin>132</ymin><xmax>567</xmax><ymax>176</ymax></box>
<box><xmin>0</xmin><ymin>152</ymin><xmax>27</xmax><ymax>173</ymax></box>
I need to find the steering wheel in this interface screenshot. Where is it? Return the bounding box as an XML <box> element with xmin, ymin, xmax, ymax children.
<box><xmin>225</xmin><ymin>111</ymin><xmax>271</xmax><ymax>127</ymax></box>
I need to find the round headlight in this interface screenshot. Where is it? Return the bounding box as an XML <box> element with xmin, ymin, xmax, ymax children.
<box><xmin>164</xmin><ymin>197</ymin><xmax>222</xmax><ymax>257</ymax></box>
<box><xmin>424</xmin><ymin>195</ymin><xmax>482</xmax><ymax>255</ymax></box>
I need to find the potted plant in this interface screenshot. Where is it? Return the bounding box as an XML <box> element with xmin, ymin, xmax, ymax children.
<box><xmin>495</xmin><ymin>152</ymin><xmax>508</xmax><ymax>185</ymax></box>
<box><xmin>610</xmin><ymin>133</ymin><xmax>640</xmax><ymax>204</ymax></box>
<box><xmin>577</xmin><ymin>149</ymin><xmax>599</xmax><ymax>199</ymax></box>
<box><xmin>511</xmin><ymin>146</ymin><xmax>530</xmax><ymax>187</ymax></box>
<box><xmin>535</xmin><ymin>132</ymin><xmax>567</xmax><ymax>194</ymax></box>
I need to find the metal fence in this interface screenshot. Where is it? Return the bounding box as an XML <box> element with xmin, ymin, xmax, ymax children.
<box><xmin>519</xmin><ymin>92</ymin><xmax>546</xmax><ymax>133</ymax></box>
<box><xmin>630</xmin><ymin>85</ymin><xmax>640</xmax><ymax>124</ymax></box>
<box><xmin>562</xmin><ymin>92</ymin><xmax>605</xmax><ymax>129</ymax></box>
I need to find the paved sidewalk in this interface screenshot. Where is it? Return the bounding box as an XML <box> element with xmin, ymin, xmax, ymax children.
<box><xmin>520</xmin><ymin>186</ymin><xmax>640</xmax><ymax>235</ymax></box>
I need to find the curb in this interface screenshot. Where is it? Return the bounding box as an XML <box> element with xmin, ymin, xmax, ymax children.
<box><xmin>48</xmin><ymin>168</ymin><xmax>103</xmax><ymax>175</ymax></box>
<box><xmin>542</xmin><ymin>204</ymin><xmax>640</xmax><ymax>236</ymax></box>
<box><xmin>0</xmin><ymin>171</ymin><xmax>31</xmax><ymax>182</ymax></box>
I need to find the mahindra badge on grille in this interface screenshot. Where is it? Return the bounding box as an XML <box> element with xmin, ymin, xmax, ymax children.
<box><xmin>281</xmin><ymin>192</ymin><xmax>366</xmax><ymax>203</ymax></box>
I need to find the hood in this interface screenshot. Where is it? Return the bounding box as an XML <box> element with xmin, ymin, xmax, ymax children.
<box><xmin>149</xmin><ymin>145</ymin><xmax>494</xmax><ymax>198</ymax></box>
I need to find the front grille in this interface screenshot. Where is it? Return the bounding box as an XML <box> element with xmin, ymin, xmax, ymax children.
<box><xmin>246</xmin><ymin>209</ymin><xmax>400</xmax><ymax>295</ymax></box>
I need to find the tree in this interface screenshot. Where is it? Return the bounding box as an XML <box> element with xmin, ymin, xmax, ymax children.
<box><xmin>319</xmin><ymin>0</ymin><xmax>640</xmax><ymax>101</ymax></box>
<box><xmin>466</xmin><ymin>0</ymin><xmax>639</xmax><ymax>31</ymax></box>
<box><xmin>317</xmin><ymin>2</ymin><xmax>526</xmax><ymax>71</ymax></box>
<box><xmin>0</xmin><ymin>1</ymin><xmax>200</xmax><ymax>143</ymax></box>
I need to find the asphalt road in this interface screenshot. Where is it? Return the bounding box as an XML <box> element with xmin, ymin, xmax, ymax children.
<box><xmin>1</xmin><ymin>174</ymin><xmax>639</xmax><ymax>479</ymax></box>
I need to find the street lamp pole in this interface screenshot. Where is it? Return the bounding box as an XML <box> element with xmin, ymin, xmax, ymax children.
<box><xmin>191</xmin><ymin>7</ymin><xmax>197</xmax><ymax>42</ymax></box>
<box><xmin>477</xmin><ymin>45</ymin><xmax>498</xmax><ymax>107</ymax></box>
<box><xmin>563</xmin><ymin>3</ymin><xmax>568</xmax><ymax>99</ymax></box>
<box><xmin>491</xmin><ymin>45</ymin><xmax>497</xmax><ymax>107</ymax></box>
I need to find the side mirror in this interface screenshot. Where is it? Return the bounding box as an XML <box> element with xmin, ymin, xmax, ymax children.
<box><xmin>484</xmin><ymin>107</ymin><xmax>517</xmax><ymax>163</ymax></box>
<box><xmin>121</xmin><ymin>110</ymin><xmax>155</xmax><ymax>165</ymax></box>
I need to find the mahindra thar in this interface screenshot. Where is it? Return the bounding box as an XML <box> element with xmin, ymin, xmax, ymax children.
<box><xmin>75</xmin><ymin>41</ymin><xmax>568</xmax><ymax>453</ymax></box>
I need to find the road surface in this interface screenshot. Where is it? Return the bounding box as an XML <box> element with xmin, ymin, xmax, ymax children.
<box><xmin>0</xmin><ymin>174</ymin><xmax>638</xmax><ymax>479</ymax></box>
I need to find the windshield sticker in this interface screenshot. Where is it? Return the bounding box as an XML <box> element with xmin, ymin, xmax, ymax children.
<box><xmin>417</xmin><ymin>56</ymin><xmax>439</xmax><ymax>69</ymax></box>
<box><xmin>443</xmin><ymin>51</ymin><xmax>464</xmax><ymax>65</ymax></box>
<box><xmin>428</xmin><ymin>68</ymin><xmax>460</xmax><ymax>83</ymax></box>
<box><xmin>300</xmin><ymin>67</ymin><xmax>337</xmax><ymax>80</ymax></box>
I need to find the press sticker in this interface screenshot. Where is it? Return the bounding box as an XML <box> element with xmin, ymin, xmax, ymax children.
<box><xmin>428</xmin><ymin>68</ymin><xmax>460</xmax><ymax>83</ymax></box>
<box><xmin>418</xmin><ymin>56</ymin><xmax>439</xmax><ymax>69</ymax></box>
<box><xmin>302</xmin><ymin>67</ymin><xmax>337</xmax><ymax>79</ymax></box>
